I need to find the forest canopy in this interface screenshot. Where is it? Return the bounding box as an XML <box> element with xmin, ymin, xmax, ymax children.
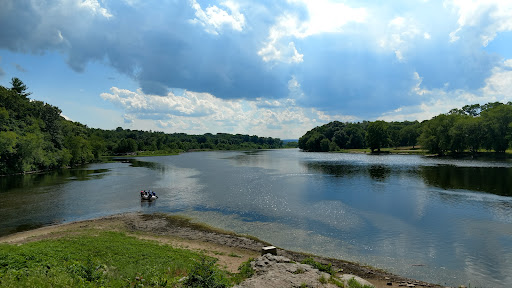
<box><xmin>0</xmin><ymin>78</ymin><xmax>282</xmax><ymax>175</ymax></box>
<box><xmin>299</xmin><ymin>102</ymin><xmax>512</xmax><ymax>155</ymax></box>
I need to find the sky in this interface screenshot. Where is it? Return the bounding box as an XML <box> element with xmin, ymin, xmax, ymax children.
<box><xmin>1</xmin><ymin>0</ymin><xmax>512</xmax><ymax>139</ymax></box>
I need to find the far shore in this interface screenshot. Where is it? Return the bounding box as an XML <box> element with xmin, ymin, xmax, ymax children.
<box><xmin>0</xmin><ymin>212</ymin><xmax>444</xmax><ymax>288</ymax></box>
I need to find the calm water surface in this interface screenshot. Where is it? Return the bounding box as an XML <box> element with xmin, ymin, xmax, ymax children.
<box><xmin>1</xmin><ymin>149</ymin><xmax>512</xmax><ymax>287</ymax></box>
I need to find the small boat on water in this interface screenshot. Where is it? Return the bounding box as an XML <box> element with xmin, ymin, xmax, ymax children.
<box><xmin>140</xmin><ymin>190</ymin><xmax>158</xmax><ymax>201</ymax></box>
<box><xmin>141</xmin><ymin>195</ymin><xmax>157</xmax><ymax>201</ymax></box>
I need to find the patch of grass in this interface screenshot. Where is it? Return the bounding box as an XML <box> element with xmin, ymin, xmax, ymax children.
<box><xmin>231</xmin><ymin>258</ymin><xmax>254</xmax><ymax>285</ymax></box>
<box><xmin>0</xmin><ymin>230</ymin><xmax>245</xmax><ymax>287</ymax></box>
<box><xmin>293</xmin><ymin>267</ymin><xmax>305</xmax><ymax>274</ymax></box>
<box><xmin>348</xmin><ymin>277</ymin><xmax>374</xmax><ymax>288</ymax></box>
<box><xmin>182</xmin><ymin>256</ymin><xmax>230</xmax><ymax>288</ymax></box>
<box><xmin>329</xmin><ymin>275</ymin><xmax>345</xmax><ymax>287</ymax></box>
<box><xmin>301</xmin><ymin>257</ymin><xmax>334</xmax><ymax>275</ymax></box>
<box><xmin>228</xmin><ymin>253</ymin><xmax>242</xmax><ymax>258</ymax></box>
<box><xmin>319</xmin><ymin>274</ymin><xmax>328</xmax><ymax>284</ymax></box>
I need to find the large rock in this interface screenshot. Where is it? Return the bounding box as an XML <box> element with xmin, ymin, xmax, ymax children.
<box><xmin>235</xmin><ymin>254</ymin><xmax>374</xmax><ymax>288</ymax></box>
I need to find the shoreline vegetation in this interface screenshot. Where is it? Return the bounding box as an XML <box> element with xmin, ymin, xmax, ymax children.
<box><xmin>0</xmin><ymin>78</ymin><xmax>287</xmax><ymax>176</ymax></box>
<box><xmin>0</xmin><ymin>212</ymin><xmax>445</xmax><ymax>288</ymax></box>
<box><xmin>3</xmin><ymin>77</ymin><xmax>512</xmax><ymax>177</ymax></box>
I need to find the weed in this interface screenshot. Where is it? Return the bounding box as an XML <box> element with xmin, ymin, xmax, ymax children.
<box><xmin>301</xmin><ymin>257</ymin><xmax>334</xmax><ymax>275</ymax></box>
<box><xmin>182</xmin><ymin>256</ymin><xmax>230</xmax><ymax>288</ymax></box>
<box><xmin>348</xmin><ymin>277</ymin><xmax>374</xmax><ymax>288</ymax></box>
<box><xmin>319</xmin><ymin>274</ymin><xmax>328</xmax><ymax>284</ymax></box>
<box><xmin>231</xmin><ymin>258</ymin><xmax>254</xmax><ymax>284</ymax></box>
<box><xmin>329</xmin><ymin>275</ymin><xmax>345</xmax><ymax>287</ymax></box>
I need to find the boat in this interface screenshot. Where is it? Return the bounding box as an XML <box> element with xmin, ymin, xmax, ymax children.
<box><xmin>140</xmin><ymin>191</ymin><xmax>158</xmax><ymax>201</ymax></box>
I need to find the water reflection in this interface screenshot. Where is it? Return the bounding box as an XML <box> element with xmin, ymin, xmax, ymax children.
<box><xmin>368</xmin><ymin>165</ymin><xmax>391</xmax><ymax>181</ymax></box>
<box><xmin>304</xmin><ymin>162</ymin><xmax>392</xmax><ymax>181</ymax></box>
<box><xmin>112</xmin><ymin>158</ymin><xmax>166</xmax><ymax>171</ymax></box>
<box><xmin>420</xmin><ymin>165</ymin><xmax>512</xmax><ymax>196</ymax></box>
<box><xmin>0</xmin><ymin>168</ymin><xmax>110</xmax><ymax>192</ymax></box>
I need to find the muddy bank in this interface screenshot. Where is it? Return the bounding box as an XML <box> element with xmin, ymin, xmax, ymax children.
<box><xmin>0</xmin><ymin>212</ymin><xmax>443</xmax><ymax>288</ymax></box>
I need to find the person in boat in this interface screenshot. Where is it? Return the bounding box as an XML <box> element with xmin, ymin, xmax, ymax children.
<box><xmin>140</xmin><ymin>190</ymin><xmax>144</xmax><ymax>198</ymax></box>
<box><xmin>152</xmin><ymin>191</ymin><xmax>156</xmax><ymax>197</ymax></box>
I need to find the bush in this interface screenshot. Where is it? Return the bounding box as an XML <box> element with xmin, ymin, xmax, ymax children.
<box><xmin>183</xmin><ymin>256</ymin><xmax>230</xmax><ymax>288</ymax></box>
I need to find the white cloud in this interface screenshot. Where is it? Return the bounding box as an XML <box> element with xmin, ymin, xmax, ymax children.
<box><xmin>289</xmin><ymin>0</ymin><xmax>367</xmax><ymax>37</ymax></box>
<box><xmin>481</xmin><ymin>59</ymin><xmax>512</xmax><ymax>100</ymax></box>
<box><xmin>258</xmin><ymin>0</ymin><xmax>366</xmax><ymax>64</ymax></box>
<box><xmin>189</xmin><ymin>0</ymin><xmax>245</xmax><ymax>35</ymax></box>
<box><xmin>100</xmin><ymin>86</ymin><xmax>357</xmax><ymax>138</ymax></box>
<box><xmin>379</xmin><ymin>58</ymin><xmax>512</xmax><ymax>121</ymax></box>
<box><xmin>448</xmin><ymin>0</ymin><xmax>512</xmax><ymax>46</ymax></box>
<box><xmin>79</xmin><ymin>0</ymin><xmax>112</xmax><ymax>18</ymax></box>
<box><xmin>379</xmin><ymin>16</ymin><xmax>424</xmax><ymax>61</ymax></box>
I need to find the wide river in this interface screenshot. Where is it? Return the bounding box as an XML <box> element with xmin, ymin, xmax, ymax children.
<box><xmin>1</xmin><ymin>149</ymin><xmax>512</xmax><ymax>287</ymax></box>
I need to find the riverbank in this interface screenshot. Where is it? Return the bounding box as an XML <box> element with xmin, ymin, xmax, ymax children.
<box><xmin>0</xmin><ymin>212</ymin><xmax>443</xmax><ymax>288</ymax></box>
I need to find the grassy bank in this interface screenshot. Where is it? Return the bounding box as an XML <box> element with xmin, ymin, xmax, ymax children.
<box><xmin>0</xmin><ymin>229</ymin><xmax>250</xmax><ymax>287</ymax></box>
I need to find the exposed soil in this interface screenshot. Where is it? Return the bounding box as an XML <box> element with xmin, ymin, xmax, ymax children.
<box><xmin>0</xmin><ymin>212</ymin><xmax>443</xmax><ymax>288</ymax></box>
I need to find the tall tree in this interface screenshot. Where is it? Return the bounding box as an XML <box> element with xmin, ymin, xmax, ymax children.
<box><xmin>366</xmin><ymin>120</ymin><xmax>388</xmax><ymax>153</ymax></box>
<box><xmin>10</xmin><ymin>77</ymin><xmax>31</xmax><ymax>97</ymax></box>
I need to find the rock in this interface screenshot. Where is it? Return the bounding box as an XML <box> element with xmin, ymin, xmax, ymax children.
<box><xmin>261</xmin><ymin>246</ymin><xmax>277</xmax><ymax>256</ymax></box>
<box><xmin>234</xmin><ymin>254</ymin><xmax>377</xmax><ymax>288</ymax></box>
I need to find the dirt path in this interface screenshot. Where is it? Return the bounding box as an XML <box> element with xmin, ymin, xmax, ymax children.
<box><xmin>0</xmin><ymin>212</ymin><xmax>443</xmax><ymax>288</ymax></box>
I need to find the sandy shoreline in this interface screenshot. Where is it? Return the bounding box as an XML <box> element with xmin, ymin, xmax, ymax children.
<box><xmin>0</xmin><ymin>212</ymin><xmax>442</xmax><ymax>288</ymax></box>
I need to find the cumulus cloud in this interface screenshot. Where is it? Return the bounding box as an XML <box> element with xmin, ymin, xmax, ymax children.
<box><xmin>189</xmin><ymin>0</ymin><xmax>246</xmax><ymax>35</ymax></box>
<box><xmin>258</xmin><ymin>0</ymin><xmax>366</xmax><ymax>64</ymax></box>
<box><xmin>379</xmin><ymin>58</ymin><xmax>512</xmax><ymax>122</ymax></box>
<box><xmin>448</xmin><ymin>0</ymin><xmax>512</xmax><ymax>46</ymax></box>
<box><xmin>379</xmin><ymin>16</ymin><xmax>425</xmax><ymax>61</ymax></box>
<box><xmin>100</xmin><ymin>86</ymin><xmax>355</xmax><ymax>138</ymax></box>
<box><xmin>1</xmin><ymin>0</ymin><xmax>511</xmax><ymax>125</ymax></box>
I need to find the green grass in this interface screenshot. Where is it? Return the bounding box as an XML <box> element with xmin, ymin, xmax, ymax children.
<box><xmin>348</xmin><ymin>277</ymin><xmax>374</xmax><ymax>288</ymax></box>
<box><xmin>300</xmin><ymin>257</ymin><xmax>334</xmax><ymax>275</ymax></box>
<box><xmin>0</xmin><ymin>231</ymin><xmax>250</xmax><ymax>287</ymax></box>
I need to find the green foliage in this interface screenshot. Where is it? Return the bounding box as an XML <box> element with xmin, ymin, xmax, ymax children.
<box><xmin>366</xmin><ymin>120</ymin><xmax>388</xmax><ymax>153</ymax></box>
<box><xmin>237</xmin><ymin>258</ymin><xmax>254</xmax><ymax>278</ymax></box>
<box><xmin>300</xmin><ymin>257</ymin><xmax>334</xmax><ymax>275</ymax></box>
<box><xmin>300</xmin><ymin>102</ymin><xmax>512</xmax><ymax>155</ymax></box>
<box><xmin>318</xmin><ymin>275</ymin><xmax>328</xmax><ymax>284</ymax></box>
<box><xmin>182</xmin><ymin>256</ymin><xmax>230</xmax><ymax>288</ymax></box>
<box><xmin>0</xmin><ymin>231</ymin><xmax>236</xmax><ymax>288</ymax></box>
<box><xmin>347</xmin><ymin>277</ymin><xmax>374</xmax><ymax>288</ymax></box>
<box><xmin>0</xmin><ymin>78</ymin><xmax>284</xmax><ymax>175</ymax></box>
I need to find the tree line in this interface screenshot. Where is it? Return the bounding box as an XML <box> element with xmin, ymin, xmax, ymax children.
<box><xmin>299</xmin><ymin>102</ymin><xmax>512</xmax><ymax>155</ymax></box>
<box><xmin>0</xmin><ymin>78</ymin><xmax>283</xmax><ymax>175</ymax></box>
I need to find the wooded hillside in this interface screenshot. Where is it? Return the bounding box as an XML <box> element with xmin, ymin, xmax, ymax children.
<box><xmin>299</xmin><ymin>102</ymin><xmax>512</xmax><ymax>154</ymax></box>
<box><xmin>0</xmin><ymin>78</ymin><xmax>282</xmax><ymax>175</ymax></box>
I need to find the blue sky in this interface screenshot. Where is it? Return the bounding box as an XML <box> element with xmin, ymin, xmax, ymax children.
<box><xmin>1</xmin><ymin>0</ymin><xmax>512</xmax><ymax>139</ymax></box>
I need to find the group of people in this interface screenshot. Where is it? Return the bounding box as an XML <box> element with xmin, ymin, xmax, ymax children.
<box><xmin>140</xmin><ymin>190</ymin><xmax>156</xmax><ymax>198</ymax></box>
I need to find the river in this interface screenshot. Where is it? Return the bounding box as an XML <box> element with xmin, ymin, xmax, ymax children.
<box><xmin>1</xmin><ymin>149</ymin><xmax>512</xmax><ymax>287</ymax></box>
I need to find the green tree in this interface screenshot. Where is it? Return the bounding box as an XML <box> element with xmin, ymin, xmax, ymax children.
<box><xmin>10</xmin><ymin>77</ymin><xmax>31</xmax><ymax>97</ymax></box>
<box><xmin>366</xmin><ymin>120</ymin><xmax>388</xmax><ymax>153</ymax></box>
<box><xmin>481</xmin><ymin>105</ymin><xmax>512</xmax><ymax>153</ymax></box>
<box><xmin>419</xmin><ymin>114</ymin><xmax>455</xmax><ymax>155</ymax></box>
